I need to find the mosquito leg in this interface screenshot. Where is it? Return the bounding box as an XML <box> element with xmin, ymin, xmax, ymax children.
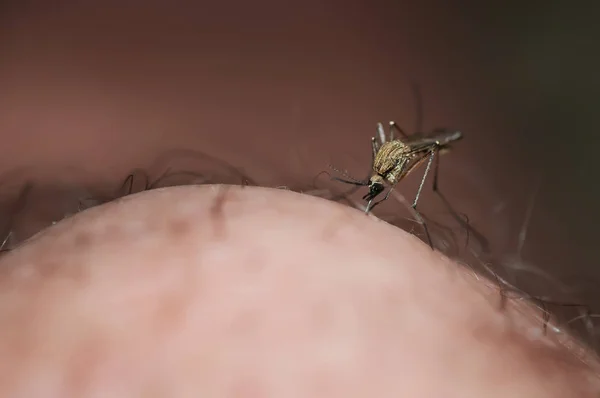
<box><xmin>408</xmin><ymin>150</ymin><xmax>436</xmax><ymax>249</ymax></box>
<box><xmin>367</xmin><ymin>180</ymin><xmax>404</xmax><ymax>214</ymax></box>
<box><xmin>373</xmin><ymin>185</ymin><xmax>396</xmax><ymax>209</ymax></box>
<box><xmin>412</xmin><ymin>205</ymin><xmax>434</xmax><ymax>249</ymax></box>
<box><xmin>432</xmin><ymin>150</ymin><xmax>440</xmax><ymax>192</ymax></box>
<box><xmin>366</xmin><ymin>195</ymin><xmax>383</xmax><ymax>213</ymax></box>
<box><xmin>370</xmin><ymin>180</ymin><xmax>434</xmax><ymax>248</ymax></box>
<box><xmin>431</xmin><ymin>150</ymin><xmax>492</xmax><ymax>255</ymax></box>
<box><xmin>371</xmin><ymin>137</ymin><xmax>379</xmax><ymax>159</ymax></box>
<box><xmin>365</xmin><ymin>198</ymin><xmax>375</xmax><ymax>213</ymax></box>
<box><xmin>389</xmin><ymin>121</ymin><xmax>410</xmax><ymax>139</ymax></box>
<box><xmin>387</xmin><ymin>189</ymin><xmax>436</xmax><ymax>249</ymax></box>
<box><xmin>412</xmin><ymin>150</ymin><xmax>435</xmax><ymax>209</ymax></box>
<box><xmin>377</xmin><ymin>123</ymin><xmax>386</xmax><ymax>145</ymax></box>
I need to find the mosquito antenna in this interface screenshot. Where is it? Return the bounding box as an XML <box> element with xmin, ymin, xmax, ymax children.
<box><xmin>332</xmin><ymin>177</ymin><xmax>368</xmax><ymax>186</ymax></box>
<box><xmin>312</xmin><ymin>170</ymin><xmax>363</xmax><ymax>202</ymax></box>
<box><xmin>328</xmin><ymin>164</ymin><xmax>368</xmax><ymax>185</ymax></box>
<box><xmin>330</xmin><ymin>123</ymin><xmax>380</xmax><ymax>189</ymax></box>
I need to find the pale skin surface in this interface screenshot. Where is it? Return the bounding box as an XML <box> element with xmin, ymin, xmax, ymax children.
<box><xmin>0</xmin><ymin>1</ymin><xmax>599</xmax><ymax>397</ymax></box>
<box><xmin>0</xmin><ymin>185</ymin><xmax>598</xmax><ymax>397</ymax></box>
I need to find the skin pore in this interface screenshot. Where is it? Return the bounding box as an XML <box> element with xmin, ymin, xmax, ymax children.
<box><xmin>1</xmin><ymin>1</ymin><xmax>599</xmax><ymax>397</ymax></box>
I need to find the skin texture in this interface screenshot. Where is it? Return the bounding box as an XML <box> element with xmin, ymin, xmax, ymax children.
<box><xmin>0</xmin><ymin>1</ymin><xmax>599</xmax><ymax>397</ymax></box>
<box><xmin>0</xmin><ymin>185</ymin><xmax>598</xmax><ymax>397</ymax></box>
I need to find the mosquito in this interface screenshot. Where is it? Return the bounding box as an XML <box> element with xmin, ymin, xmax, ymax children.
<box><xmin>331</xmin><ymin>121</ymin><xmax>463</xmax><ymax>248</ymax></box>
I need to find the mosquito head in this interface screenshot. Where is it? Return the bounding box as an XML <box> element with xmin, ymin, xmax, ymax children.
<box><xmin>362</xmin><ymin>176</ymin><xmax>385</xmax><ymax>202</ymax></box>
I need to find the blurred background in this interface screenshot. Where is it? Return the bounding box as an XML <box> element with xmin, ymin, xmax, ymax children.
<box><xmin>0</xmin><ymin>1</ymin><xmax>598</xmax><ymax>343</ymax></box>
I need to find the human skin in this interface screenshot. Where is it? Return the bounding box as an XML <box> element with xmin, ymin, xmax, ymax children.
<box><xmin>0</xmin><ymin>185</ymin><xmax>598</xmax><ymax>397</ymax></box>
<box><xmin>0</xmin><ymin>1</ymin><xmax>599</xmax><ymax>397</ymax></box>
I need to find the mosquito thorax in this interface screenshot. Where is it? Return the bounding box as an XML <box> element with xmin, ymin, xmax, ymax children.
<box><xmin>369</xmin><ymin>174</ymin><xmax>385</xmax><ymax>186</ymax></box>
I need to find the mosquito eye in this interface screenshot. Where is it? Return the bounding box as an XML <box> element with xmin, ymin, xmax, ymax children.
<box><xmin>371</xmin><ymin>183</ymin><xmax>383</xmax><ymax>195</ymax></box>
